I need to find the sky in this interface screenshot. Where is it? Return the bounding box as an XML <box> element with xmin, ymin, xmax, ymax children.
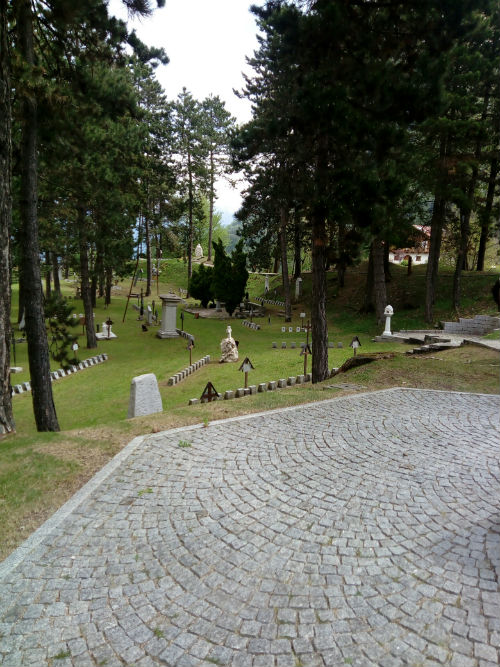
<box><xmin>107</xmin><ymin>0</ymin><xmax>264</xmax><ymax>223</ymax></box>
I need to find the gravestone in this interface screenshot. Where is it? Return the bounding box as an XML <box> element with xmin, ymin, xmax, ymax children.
<box><xmin>147</xmin><ymin>305</ymin><xmax>153</xmax><ymax>325</ymax></box>
<box><xmin>157</xmin><ymin>292</ymin><xmax>181</xmax><ymax>339</ymax></box>
<box><xmin>195</xmin><ymin>243</ymin><xmax>203</xmax><ymax>259</ymax></box>
<box><xmin>127</xmin><ymin>373</ymin><xmax>162</xmax><ymax>418</ymax></box>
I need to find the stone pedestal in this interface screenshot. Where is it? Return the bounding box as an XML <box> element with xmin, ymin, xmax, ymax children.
<box><xmin>157</xmin><ymin>293</ymin><xmax>182</xmax><ymax>339</ymax></box>
<box><xmin>383</xmin><ymin>305</ymin><xmax>394</xmax><ymax>337</ymax></box>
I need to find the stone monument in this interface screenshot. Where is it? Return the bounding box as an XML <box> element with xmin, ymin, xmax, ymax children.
<box><xmin>157</xmin><ymin>292</ymin><xmax>181</xmax><ymax>339</ymax></box>
<box><xmin>127</xmin><ymin>373</ymin><xmax>163</xmax><ymax>418</ymax></box>
<box><xmin>220</xmin><ymin>325</ymin><xmax>239</xmax><ymax>363</ymax></box>
<box><xmin>195</xmin><ymin>243</ymin><xmax>203</xmax><ymax>259</ymax></box>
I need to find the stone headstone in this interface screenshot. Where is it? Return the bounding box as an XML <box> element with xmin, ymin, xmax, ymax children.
<box><xmin>195</xmin><ymin>243</ymin><xmax>203</xmax><ymax>259</ymax></box>
<box><xmin>147</xmin><ymin>305</ymin><xmax>153</xmax><ymax>325</ymax></box>
<box><xmin>337</xmin><ymin>342</ymin><xmax>343</xmax><ymax>348</ymax></box>
<box><xmin>127</xmin><ymin>373</ymin><xmax>163</xmax><ymax>418</ymax></box>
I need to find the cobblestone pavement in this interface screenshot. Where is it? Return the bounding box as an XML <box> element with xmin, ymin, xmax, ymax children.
<box><xmin>1</xmin><ymin>388</ymin><xmax>499</xmax><ymax>667</ymax></box>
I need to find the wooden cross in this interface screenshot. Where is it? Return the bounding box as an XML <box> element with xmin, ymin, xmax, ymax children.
<box><xmin>200</xmin><ymin>382</ymin><xmax>219</xmax><ymax>403</ymax></box>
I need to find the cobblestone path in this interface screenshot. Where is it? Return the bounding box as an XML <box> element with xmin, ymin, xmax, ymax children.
<box><xmin>1</xmin><ymin>388</ymin><xmax>499</xmax><ymax>667</ymax></box>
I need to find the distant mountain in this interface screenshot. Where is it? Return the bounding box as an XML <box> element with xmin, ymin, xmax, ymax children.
<box><xmin>219</xmin><ymin>209</ymin><xmax>235</xmax><ymax>227</ymax></box>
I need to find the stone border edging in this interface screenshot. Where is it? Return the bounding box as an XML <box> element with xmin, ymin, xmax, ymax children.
<box><xmin>167</xmin><ymin>356</ymin><xmax>210</xmax><ymax>386</ymax></box>
<box><xmin>189</xmin><ymin>369</ymin><xmax>349</xmax><ymax>404</ymax></box>
<box><xmin>11</xmin><ymin>353</ymin><xmax>108</xmax><ymax>396</ymax></box>
<box><xmin>242</xmin><ymin>320</ymin><xmax>261</xmax><ymax>330</ymax></box>
<box><xmin>253</xmin><ymin>296</ymin><xmax>285</xmax><ymax>307</ymax></box>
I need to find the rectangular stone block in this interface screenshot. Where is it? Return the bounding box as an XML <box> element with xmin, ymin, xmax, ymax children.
<box><xmin>22</xmin><ymin>381</ymin><xmax>31</xmax><ymax>391</ymax></box>
<box><xmin>296</xmin><ymin>375</ymin><xmax>305</xmax><ymax>384</ymax></box>
<box><xmin>168</xmin><ymin>377</ymin><xmax>176</xmax><ymax>386</ymax></box>
<box><xmin>188</xmin><ymin>398</ymin><xmax>199</xmax><ymax>405</ymax></box>
<box><xmin>290</xmin><ymin>342</ymin><xmax>296</xmax><ymax>349</ymax></box>
<box><xmin>14</xmin><ymin>384</ymin><xmax>23</xmax><ymax>393</ymax></box>
<box><xmin>236</xmin><ymin>388</ymin><xmax>245</xmax><ymax>398</ymax></box>
<box><xmin>278</xmin><ymin>379</ymin><xmax>287</xmax><ymax>388</ymax></box>
<box><xmin>244</xmin><ymin>388</ymin><xmax>251</xmax><ymax>396</ymax></box>
<box><xmin>287</xmin><ymin>377</ymin><xmax>296</xmax><ymax>386</ymax></box>
<box><xmin>249</xmin><ymin>385</ymin><xmax>257</xmax><ymax>395</ymax></box>
<box><xmin>272</xmin><ymin>342</ymin><xmax>277</xmax><ymax>348</ymax></box>
<box><xmin>281</xmin><ymin>342</ymin><xmax>287</xmax><ymax>348</ymax></box>
<box><xmin>224</xmin><ymin>390</ymin><xmax>235</xmax><ymax>400</ymax></box>
<box><xmin>127</xmin><ymin>373</ymin><xmax>162</xmax><ymax>418</ymax></box>
<box><xmin>305</xmin><ymin>373</ymin><xmax>312</xmax><ymax>382</ymax></box>
<box><xmin>268</xmin><ymin>380</ymin><xmax>277</xmax><ymax>390</ymax></box>
<box><xmin>258</xmin><ymin>383</ymin><xmax>267</xmax><ymax>392</ymax></box>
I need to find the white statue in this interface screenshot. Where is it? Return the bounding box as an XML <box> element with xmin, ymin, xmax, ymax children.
<box><xmin>220</xmin><ymin>325</ymin><xmax>238</xmax><ymax>363</ymax></box>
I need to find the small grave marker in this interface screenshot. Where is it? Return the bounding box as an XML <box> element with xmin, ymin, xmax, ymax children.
<box><xmin>187</xmin><ymin>339</ymin><xmax>194</xmax><ymax>365</ymax></box>
<box><xmin>238</xmin><ymin>356</ymin><xmax>254</xmax><ymax>388</ymax></box>
<box><xmin>200</xmin><ymin>382</ymin><xmax>220</xmax><ymax>403</ymax></box>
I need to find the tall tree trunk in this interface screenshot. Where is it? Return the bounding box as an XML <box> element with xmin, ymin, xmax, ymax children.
<box><xmin>78</xmin><ymin>207</ymin><xmax>97</xmax><ymax>349</ymax></box>
<box><xmin>293</xmin><ymin>212</ymin><xmax>302</xmax><ymax>279</ymax></box>
<box><xmin>105</xmin><ymin>266</ymin><xmax>113</xmax><ymax>306</ymax></box>
<box><xmin>208</xmin><ymin>151</ymin><xmax>215</xmax><ymax>263</ymax></box>
<box><xmin>145</xmin><ymin>206</ymin><xmax>152</xmax><ymax>297</ymax></box>
<box><xmin>311</xmin><ymin>206</ymin><xmax>329</xmax><ymax>383</ymax></box>
<box><xmin>361</xmin><ymin>245</ymin><xmax>374</xmax><ymax>313</ymax></box>
<box><xmin>452</xmin><ymin>98</ymin><xmax>485</xmax><ymax>309</ymax></box>
<box><xmin>384</xmin><ymin>240</ymin><xmax>391</xmax><ymax>282</ymax></box>
<box><xmin>44</xmin><ymin>250</ymin><xmax>51</xmax><ymax>298</ymax></box>
<box><xmin>17</xmin><ymin>0</ymin><xmax>59</xmax><ymax>431</ymax></box>
<box><xmin>452</xmin><ymin>208</ymin><xmax>470</xmax><ymax>312</ymax></box>
<box><xmin>425</xmin><ymin>133</ymin><xmax>448</xmax><ymax>324</ymax></box>
<box><xmin>0</xmin><ymin>0</ymin><xmax>15</xmax><ymax>433</ymax></box>
<box><xmin>372</xmin><ymin>237</ymin><xmax>387</xmax><ymax>324</ymax></box>
<box><xmin>52</xmin><ymin>252</ymin><xmax>60</xmax><ymax>294</ymax></box>
<box><xmin>280</xmin><ymin>207</ymin><xmax>292</xmax><ymax>321</ymax></box>
<box><xmin>425</xmin><ymin>196</ymin><xmax>446</xmax><ymax>323</ymax></box>
<box><xmin>476</xmin><ymin>154</ymin><xmax>498</xmax><ymax>271</ymax></box>
<box><xmin>187</xmin><ymin>150</ymin><xmax>193</xmax><ymax>285</ymax></box>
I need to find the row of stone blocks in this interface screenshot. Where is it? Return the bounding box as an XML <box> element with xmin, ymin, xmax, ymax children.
<box><xmin>272</xmin><ymin>342</ymin><xmax>343</xmax><ymax>349</ymax></box>
<box><xmin>188</xmin><ymin>374</ymin><xmax>313</xmax><ymax>405</ymax></box>
<box><xmin>242</xmin><ymin>320</ymin><xmax>261</xmax><ymax>330</ymax></box>
<box><xmin>253</xmin><ymin>296</ymin><xmax>285</xmax><ymax>307</ymax></box>
<box><xmin>442</xmin><ymin>315</ymin><xmax>500</xmax><ymax>336</ymax></box>
<box><xmin>11</xmin><ymin>353</ymin><xmax>108</xmax><ymax>396</ymax></box>
<box><xmin>167</xmin><ymin>356</ymin><xmax>210</xmax><ymax>386</ymax></box>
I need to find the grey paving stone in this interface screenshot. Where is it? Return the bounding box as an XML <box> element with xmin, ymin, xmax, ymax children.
<box><xmin>0</xmin><ymin>388</ymin><xmax>498</xmax><ymax>666</ymax></box>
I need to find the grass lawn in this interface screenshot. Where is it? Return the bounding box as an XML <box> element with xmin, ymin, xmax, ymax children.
<box><xmin>1</xmin><ymin>259</ymin><xmax>499</xmax><ymax>560</ymax></box>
